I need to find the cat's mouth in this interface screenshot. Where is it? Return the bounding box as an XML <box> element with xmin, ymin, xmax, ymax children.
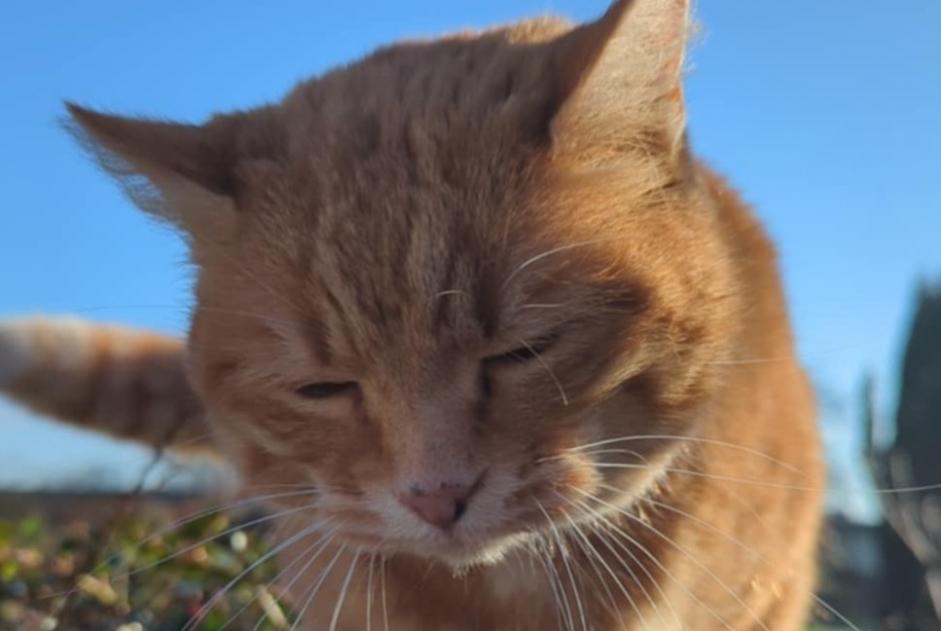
<box><xmin>329</xmin><ymin>521</ymin><xmax>533</xmax><ymax>569</ymax></box>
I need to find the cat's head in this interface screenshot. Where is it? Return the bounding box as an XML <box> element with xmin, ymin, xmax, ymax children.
<box><xmin>69</xmin><ymin>0</ymin><xmax>738</xmax><ymax>568</ymax></box>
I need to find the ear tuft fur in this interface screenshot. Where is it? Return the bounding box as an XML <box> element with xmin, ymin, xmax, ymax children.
<box><xmin>64</xmin><ymin>103</ymin><xmax>284</xmax><ymax>237</ymax></box>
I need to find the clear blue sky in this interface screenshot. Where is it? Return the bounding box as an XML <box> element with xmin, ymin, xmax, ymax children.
<box><xmin>0</xmin><ymin>1</ymin><xmax>938</xmax><ymax>518</ymax></box>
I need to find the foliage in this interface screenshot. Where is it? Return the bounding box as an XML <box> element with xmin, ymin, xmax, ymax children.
<box><xmin>862</xmin><ymin>285</ymin><xmax>941</xmax><ymax>628</ymax></box>
<box><xmin>0</xmin><ymin>509</ymin><xmax>294</xmax><ymax>631</ymax></box>
<box><xmin>0</xmin><ymin>506</ymin><xmax>874</xmax><ymax>630</ymax></box>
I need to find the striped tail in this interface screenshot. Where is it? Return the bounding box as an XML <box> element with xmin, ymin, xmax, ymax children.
<box><xmin>0</xmin><ymin>317</ymin><xmax>211</xmax><ymax>451</ymax></box>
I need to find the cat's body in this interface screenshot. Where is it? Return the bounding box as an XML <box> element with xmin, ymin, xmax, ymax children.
<box><xmin>0</xmin><ymin>1</ymin><xmax>823</xmax><ymax>629</ymax></box>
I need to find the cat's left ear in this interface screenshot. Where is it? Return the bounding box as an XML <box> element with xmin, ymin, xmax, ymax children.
<box><xmin>548</xmin><ymin>0</ymin><xmax>690</xmax><ymax>167</ymax></box>
<box><xmin>66</xmin><ymin>103</ymin><xmax>282</xmax><ymax>240</ymax></box>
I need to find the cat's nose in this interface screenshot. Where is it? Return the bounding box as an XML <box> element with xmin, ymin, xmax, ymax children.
<box><xmin>398</xmin><ymin>477</ymin><xmax>483</xmax><ymax>530</ymax></box>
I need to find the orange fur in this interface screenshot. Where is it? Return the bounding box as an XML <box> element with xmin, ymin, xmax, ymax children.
<box><xmin>0</xmin><ymin>1</ymin><xmax>823</xmax><ymax>628</ymax></box>
<box><xmin>0</xmin><ymin>317</ymin><xmax>207</xmax><ymax>449</ymax></box>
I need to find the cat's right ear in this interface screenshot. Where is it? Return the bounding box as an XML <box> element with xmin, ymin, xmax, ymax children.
<box><xmin>542</xmin><ymin>0</ymin><xmax>691</xmax><ymax>168</ymax></box>
<box><xmin>65</xmin><ymin>103</ymin><xmax>280</xmax><ymax>240</ymax></box>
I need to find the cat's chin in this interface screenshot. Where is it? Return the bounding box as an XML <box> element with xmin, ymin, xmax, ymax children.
<box><xmin>354</xmin><ymin>530</ymin><xmax>534</xmax><ymax>572</ymax></box>
<box><xmin>425</xmin><ymin>532</ymin><xmax>534</xmax><ymax>569</ymax></box>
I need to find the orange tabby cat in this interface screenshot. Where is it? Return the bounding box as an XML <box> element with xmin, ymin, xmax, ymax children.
<box><xmin>0</xmin><ymin>0</ymin><xmax>824</xmax><ymax>628</ymax></box>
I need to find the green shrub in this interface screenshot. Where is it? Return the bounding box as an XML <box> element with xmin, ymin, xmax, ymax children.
<box><xmin>0</xmin><ymin>511</ymin><xmax>294</xmax><ymax>630</ymax></box>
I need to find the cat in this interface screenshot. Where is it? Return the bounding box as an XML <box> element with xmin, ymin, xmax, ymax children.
<box><xmin>0</xmin><ymin>0</ymin><xmax>825</xmax><ymax>629</ymax></box>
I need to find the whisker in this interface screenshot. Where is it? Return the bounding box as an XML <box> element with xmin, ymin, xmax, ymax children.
<box><xmin>503</xmin><ymin>238</ymin><xmax>617</xmax><ymax>288</ymax></box>
<box><xmin>366</xmin><ymin>552</ymin><xmax>375</xmax><ymax>631</ymax></box>
<box><xmin>69</xmin><ymin>303</ymin><xmax>193</xmax><ymax>314</ymax></box>
<box><xmin>574</xmin><ymin>487</ymin><xmax>769</xmax><ymax>631</ymax></box>
<box><xmin>43</xmin><ymin>490</ymin><xmax>324</xmax><ymax>598</ymax></box>
<box><xmin>601</xmin><ymin>485</ymin><xmax>862</xmax><ymax>631</ymax></box>
<box><xmin>706</xmin><ymin>356</ymin><xmax>794</xmax><ymax>366</ymax></box>
<box><xmin>433</xmin><ymin>289</ymin><xmax>466</xmax><ymax>300</ymax></box>
<box><xmin>571</xmin><ymin>534</ymin><xmax>625</xmax><ymax>624</ymax></box>
<box><xmin>218</xmin><ymin>525</ymin><xmax>333</xmax><ymax>631</ymax></box>
<box><xmin>528</xmin><ymin>530</ymin><xmax>574</xmax><ymax>631</ymax></box>
<box><xmin>531</xmin><ymin>518</ymin><xmax>577</xmax><ymax>631</ymax></box>
<box><xmin>381</xmin><ymin>555</ymin><xmax>391</xmax><ymax>631</ymax></box>
<box><xmin>562</xmin><ymin>434</ymin><xmax>806</xmax><ymax>477</ymax></box>
<box><xmin>290</xmin><ymin>543</ymin><xmax>349</xmax><ymax>631</ymax></box>
<box><xmin>810</xmin><ymin>594</ymin><xmax>863</xmax><ymax>631</ymax></box>
<box><xmin>594</xmin><ymin>461</ymin><xmax>941</xmax><ymax>495</ymax></box>
<box><xmin>554</xmin><ymin>497</ymin><xmax>649</xmax><ymax>630</ymax></box>
<box><xmin>68</xmin><ymin>303</ymin><xmax>305</xmax><ymax>331</ymax></box>
<box><xmin>329</xmin><ymin>550</ymin><xmax>361</xmax><ymax>631</ymax></box>
<box><xmin>249</xmin><ymin>525</ymin><xmax>343</xmax><ymax>631</ymax></box>
<box><xmin>568</xmin><ymin>493</ymin><xmax>713</xmax><ymax>630</ymax></box>
<box><xmin>183</xmin><ymin>520</ymin><xmax>327</xmax><ymax>631</ymax></box>
<box><xmin>122</xmin><ymin>501</ymin><xmax>322</xmax><ymax>583</ymax></box>
<box><xmin>40</xmin><ymin>492</ymin><xmax>322</xmax><ymax>604</ymax></box>
<box><xmin>540</xmin><ymin>448</ymin><xmax>648</xmax><ymax>464</ymax></box>
<box><xmin>564</xmin><ymin>495</ymin><xmax>678</xmax><ymax>630</ymax></box>
<box><xmin>710</xmin><ymin>480</ymin><xmax>774</xmax><ymax>533</ymax></box>
<box><xmin>518</xmin><ymin>337</ymin><xmax>569</xmax><ymax>406</ymax></box>
<box><xmin>536</xmin><ymin>501</ymin><xmax>588</xmax><ymax>631</ymax></box>
<box><xmin>523</xmin><ymin>536</ymin><xmax>566</xmax><ymax>631</ymax></box>
<box><xmin>627</xmin><ymin>492</ymin><xmax>762</xmax><ymax>561</ymax></box>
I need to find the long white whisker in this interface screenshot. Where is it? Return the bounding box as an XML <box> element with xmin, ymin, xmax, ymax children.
<box><xmin>554</xmin><ymin>497</ymin><xmax>648</xmax><ymax>630</ymax></box>
<box><xmin>537</xmin><ymin>532</ymin><xmax>576</xmax><ymax>631</ymax></box>
<box><xmin>329</xmin><ymin>550</ymin><xmax>361</xmax><ymax>631</ymax></box>
<box><xmin>562</xmin><ymin>434</ymin><xmax>805</xmax><ymax>477</ymax></box>
<box><xmin>557</xmin><ymin>492</ymin><xmax>657</xmax><ymax>628</ymax></box>
<box><xmin>531</xmin><ymin>516</ymin><xmax>576</xmax><ymax>631</ymax></box>
<box><xmin>503</xmin><ymin>239</ymin><xmax>615</xmax><ymax>288</ymax></box>
<box><xmin>627</xmin><ymin>492</ymin><xmax>762</xmax><ymax>560</ymax></box>
<box><xmin>568</xmin><ymin>493</ymin><xmax>705</xmax><ymax>630</ymax></box>
<box><xmin>536</xmin><ymin>501</ymin><xmax>588</xmax><ymax>631</ymax></box>
<box><xmin>115</xmin><ymin>501</ymin><xmax>322</xmax><ymax>585</ymax></box>
<box><xmin>568</xmin><ymin>520</ymin><xmax>622</xmax><ymax>622</ymax></box>
<box><xmin>575</xmin><ymin>487</ymin><xmax>768</xmax><ymax>631</ymax></box>
<box><xmin>366</xmin><ymin>553</ymin><xmax>375</xmax><ymax>631</ymax></box>
<box><xmin>541</xmin><ymin>448</ymin><xmax>648</xmax><ymax>464</ymax></box>
<box><xmin>184</xmin><ymin>520</ymin><xmax>327</xmax><ymax>631</ymax></box>
<box><xmin>596</xmin><ymin>462</ymin><xmax>806</xmax><ymax>491</ymax></box>
<box><xmin>381</xmin><ymin>555</ymin><xmax>391</xmax><ymax>631</ymax></box>
<box><xmin>565</xmin><ymin>495</ymin><xmax>676</xmax><ymax>629</ymax></box>
<box><xmin>290</xmin><ymin>543</ymin><xmax>349</xmax><ymax>631</ymax></box>
<box><xmin>595</xmin><ymin>462</ymin><xmax>941</xmax><ymax>495</ymax></box>
<box><xmin>599</xmin><ymin>486</ymin><xmax>862</xmax><ymax>631</ymax></box>
<box><xmin>222</xmin><ymin>523</ymin><xmax>339</xmax><ymax>631</ymax></box>
<box><xmin>525</xmin><ymin>534</ymin><xmax>567</xmax><ymax>631</ymax></box>
<box><xmin>810</xmin><ymin>594</ymin><xmax>863</xmax><ymax>631</ymax></box>
<box><xmin>40</xmin><ymin>488</ymin><xmax>321</xmax><ymax>603</ymax></box>
<box><xmin>251</xmin><ymin>527</ymin><xmax>342</xmax><ymax>631</ymax></box>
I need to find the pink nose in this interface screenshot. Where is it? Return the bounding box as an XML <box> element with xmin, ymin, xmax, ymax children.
<box><xmin>398</xmin><ymin>481</ymin><xmax>481</xmax><ymax>530</ymax></box>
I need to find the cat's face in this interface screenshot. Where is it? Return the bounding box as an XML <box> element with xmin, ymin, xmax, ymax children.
<box><xmin>70</xmin><ymin>0</ymin><xmax>736</xmax><ymax>568</ymax></box>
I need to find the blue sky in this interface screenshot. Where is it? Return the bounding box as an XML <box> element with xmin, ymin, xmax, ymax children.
<box><xmin>0</xmin><ymin>1</ymin><xmax>938</xmax><ymax>519</ymax></box>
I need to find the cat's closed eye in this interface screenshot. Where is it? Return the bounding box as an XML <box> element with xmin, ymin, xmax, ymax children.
<box><xmin>485</xmin><ymin>337</ymin><xmax>556</xmax><ymax>365</ymax></box>
<box><xmin>294</xmin><ymin>382</ymin><xmax>358</xmax><ymax>399</ymax></box>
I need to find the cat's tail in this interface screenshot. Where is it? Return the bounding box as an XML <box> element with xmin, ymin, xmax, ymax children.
<box><xmin>0</xmin><ymin>317</ymin><xmax>212</xmax><ymax>451</ymax></box>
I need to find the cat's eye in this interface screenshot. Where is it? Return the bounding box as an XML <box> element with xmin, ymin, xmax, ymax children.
<box><xmin>485</xmin><ymin>338</ymin><xmax>555</xmax><ymax>365</ymax></box>
<box><xmin>294</xmin><ymin>381</ymin><xmax>358</xmax><ymax>400</ymax></box>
